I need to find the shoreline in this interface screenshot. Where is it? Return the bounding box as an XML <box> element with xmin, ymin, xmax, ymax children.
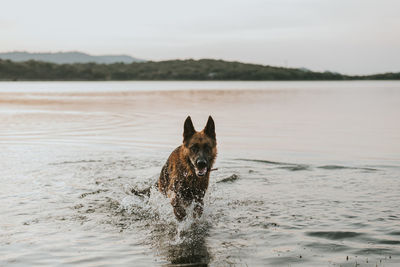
<box><xmin>1</xmin><ymin>78</ymin><xmax>400</xmax><ymax>82</ymax></box>
<box><xmin>1</xmin><ymin>80</ymin><xmax>399</xmax><ymax>94</ymax></box>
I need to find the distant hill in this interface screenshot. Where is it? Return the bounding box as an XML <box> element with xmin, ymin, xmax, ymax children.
<box><xmin>0</xmin><ymin>51</ymin><xmax>145</xmax><ymax>64</ymax></box>
<box><xmin>0</xmin><ymin>58</ymin><xmax>398</xmax><ymax>81</ymax></box>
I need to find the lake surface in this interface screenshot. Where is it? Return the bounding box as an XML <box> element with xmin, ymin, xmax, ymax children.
<box><xmin>1</xmin><ymin>81</ymin><xmax>399</xmax><ymax>266</ymax></box>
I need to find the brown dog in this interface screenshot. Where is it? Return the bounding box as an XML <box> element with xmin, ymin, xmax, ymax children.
<box><xmin>158</xmin><ymin>116</ymin><xmax>217</xmax><ymax>221</ymax></box>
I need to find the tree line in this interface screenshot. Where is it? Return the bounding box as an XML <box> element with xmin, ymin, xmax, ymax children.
<box><xmin>0</xmin><ymin>59</ymin><xmax>398</xmax><ymax>81</ymax></box>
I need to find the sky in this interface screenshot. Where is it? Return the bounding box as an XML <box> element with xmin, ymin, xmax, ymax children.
<box><xmin>1</xmin><ymin>0</ymin><xmax>399</xmax><ymax>75</ymax></box>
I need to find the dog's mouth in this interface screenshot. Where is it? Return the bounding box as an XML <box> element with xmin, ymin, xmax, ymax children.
<box><xmin>196</xmin><ymin>167</ymin><xmax>208</xmax><ymax>177</ymax></box>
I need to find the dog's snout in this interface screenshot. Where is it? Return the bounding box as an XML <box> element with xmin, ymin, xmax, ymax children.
<box><xmin>196</xmin><ymin>159</ymin><xmax>207</xmax><ymax>169</ymax></box>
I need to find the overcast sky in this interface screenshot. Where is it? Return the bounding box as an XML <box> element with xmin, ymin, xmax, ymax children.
<box><xmin>1</xmin><ymin>0</ymin><xmax>399</xmax><ymax>74</ymax></box>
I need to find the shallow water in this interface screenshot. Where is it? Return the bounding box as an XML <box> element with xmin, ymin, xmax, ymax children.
<box><xmin>1</xmin><ymin>81</ymin><xmax>399</xmax><ymax>266</ymax></box>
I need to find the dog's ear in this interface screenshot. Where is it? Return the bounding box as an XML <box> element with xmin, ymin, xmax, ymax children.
<box><xmin>204</xmin><ymin>116</ymin><xmax>216</xmax><ymax>140</ymax></box>
<box><xmin>183</xmin><ymin>116</ymin><xmax>196</xmax><ymax>142</ymax></box>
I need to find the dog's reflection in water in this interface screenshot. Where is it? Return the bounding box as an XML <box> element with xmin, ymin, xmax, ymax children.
<box><xmin>152</xmin><ymin>221</ymin><xmax>211</xmax><ymax>266</ymax></box>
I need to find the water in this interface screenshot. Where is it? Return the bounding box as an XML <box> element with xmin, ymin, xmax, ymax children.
<box><xmin>0</xmin><ymin>81</ymin><xmax>399</xmax><ymax>266</ymax></box>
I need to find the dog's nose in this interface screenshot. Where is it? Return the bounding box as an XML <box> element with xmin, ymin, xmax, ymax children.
<box><xmin>196</xmin><ymin>159</ymin><xmax>207</xmax><ymax>169</ymax></box>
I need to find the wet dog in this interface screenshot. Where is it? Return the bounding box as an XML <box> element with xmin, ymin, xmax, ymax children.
<box><xmin>158</xmin><ymin>116</ymin><xmax>217</xmax><ymax>221</ymax></box>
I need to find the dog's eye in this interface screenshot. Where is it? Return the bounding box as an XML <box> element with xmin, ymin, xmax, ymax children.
<box><xmin>203</xmin><ymin>145</ymin><xmax>210</xmax><ymax>152</ymax></box>
<box><xmin>190</xmin><ymin>146</ymin><xmax>198</xmax><ymax>153</ymax></box>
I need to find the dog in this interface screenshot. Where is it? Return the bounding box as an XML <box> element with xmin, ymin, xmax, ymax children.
<box><xmin>158</xmin><ymin>116</ymin><xmax>217</xmax><ymax>221</ymax></box>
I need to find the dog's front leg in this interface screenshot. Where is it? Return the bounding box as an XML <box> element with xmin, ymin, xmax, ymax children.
<box><xmin>193</xmin><ymin>199</ymin><xmax>204</xmax><ymax>219</ymax></box>
<box><xmin>171</xmin><ymin>196</ymin><xmax>186</xmax><ymax>221</ymax></box>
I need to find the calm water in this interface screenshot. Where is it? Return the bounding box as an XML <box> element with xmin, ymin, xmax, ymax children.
<box><xmin>0</xmin><ymin>81</ymin><xmax>399</xmax><ymax>266</ymax></box>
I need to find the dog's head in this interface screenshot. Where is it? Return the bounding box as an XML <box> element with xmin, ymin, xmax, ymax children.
<box><xmin>182</xmin><ymin>116</ymin><xmax>217</xmax><ymax>177</ymax></box>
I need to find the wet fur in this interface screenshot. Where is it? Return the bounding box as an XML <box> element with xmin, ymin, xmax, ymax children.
<box><xmin>158</xmin><ymin>116</ymin><xmax>217</xmax><ymax>221</ymax></box>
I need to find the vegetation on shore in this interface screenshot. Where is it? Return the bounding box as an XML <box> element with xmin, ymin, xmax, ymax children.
<box><xmin>0</xmin><ymin>59</ymin><xmax>399</xmax><ymax>81</ymax></box>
